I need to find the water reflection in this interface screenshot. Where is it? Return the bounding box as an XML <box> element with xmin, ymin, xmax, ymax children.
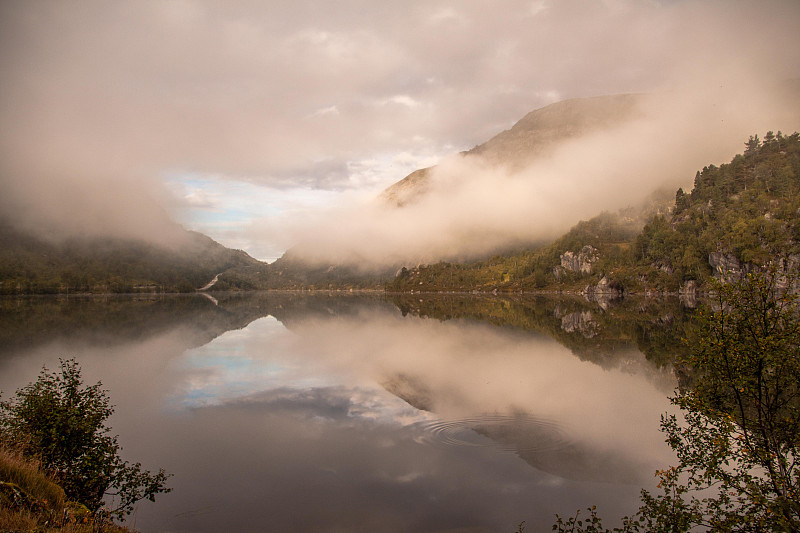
<box><xmin>408</xmin><ymin>414</ymin><xmax>645</xmax><ymax>484</ymax></box>
<box><xmin>411</xmin><ymin>414</ymin><xmax>569</xmax><ymax>453</ymax></box>
<box><xmin>0</xmin><ymin>293</ymin><xmax>691</xmax><ymax>533</ymax></box>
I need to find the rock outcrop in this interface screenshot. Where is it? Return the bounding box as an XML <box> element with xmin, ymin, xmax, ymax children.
<box><xmin>581</xmin><ymin>276</ymin><xmax>624</xmax><ymax>309</ymax></box>
<box><xmin>709</xmin><ymin>252</ymin><xmax>745</xmax><ymax>283</ymax></box>
<box><xmin>708</xmin><ymin>252</ymin><xmax>800</xmax><ymax>294</ymax></box>
<box><xmin>559</xmin><ymin>245</ymin><xmax>599</xmax><ymax>275</ymax></box>
<box><xmin>775</xmin><ymin>254</ymin><xmax>800</xmax><ymax>293</ymax></box>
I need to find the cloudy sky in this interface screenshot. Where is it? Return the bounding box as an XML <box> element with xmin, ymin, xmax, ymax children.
<box><xmin>1</xmin><ymin>0</ymin><xmax>799</xmax><ymax>262</ymax></box>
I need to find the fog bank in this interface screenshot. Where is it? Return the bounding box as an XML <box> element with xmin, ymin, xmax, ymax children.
<box><xmin>275</xmin><ymin>82</ymin><xmax>800</xmax><ymax>267</ymax></box>
<box><xmin>0</xmin><ymin>1</ymin><xmax>798</xmax><ymax>258</ymax></box>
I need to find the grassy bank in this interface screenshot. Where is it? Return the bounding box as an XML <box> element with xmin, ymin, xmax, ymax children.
<box><xmin>0</xmin><ymin>444</ymin><xmax>135</xmax><ymax>533</ymax></box>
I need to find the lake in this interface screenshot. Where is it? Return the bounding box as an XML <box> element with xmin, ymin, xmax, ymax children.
<box><xmin>0</xmin><ymin>292</ymin><xmax>693</xmax><ymax>532</ymax></box>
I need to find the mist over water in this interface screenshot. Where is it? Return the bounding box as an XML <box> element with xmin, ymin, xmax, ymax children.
<box><xmin>0</xmin><ymin>294</ymin><xmax>681</xmax><ymax>532</ymax></box>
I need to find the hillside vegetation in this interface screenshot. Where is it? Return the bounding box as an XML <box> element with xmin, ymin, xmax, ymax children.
<box><xmin>0</xmin><ymin>225</ymin><xmax>266</xmax><ymax>294</ymax></box>
<box><xmin>387</xmin><ymin>132</ymin><xmax>800</xmax><ymax>294</ymax></box>
<box><xmin>221</xmin><ymin>252</ymin><xmax>392</xmax><ymax>291</ymax></box>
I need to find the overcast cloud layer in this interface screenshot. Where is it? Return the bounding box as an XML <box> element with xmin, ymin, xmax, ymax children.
<box><xmin>1</xmin><ymin>1</ymin><xmax>799</xmax><ymax>260</ymax></box>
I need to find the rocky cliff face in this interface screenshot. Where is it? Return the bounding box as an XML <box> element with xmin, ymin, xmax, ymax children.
<box><xmin>560</xmin><ymin>245</ymin><xmax>599</xmax><ymax>275</ymax></box>
<box><xmin>776</xmin><ymin>255</ymin><xmax>800</xmax><ymax>293</ymax></box>
<box><xmin>709</xmin><ymin>252</ymin><xmax>800</xmax><ymax>293</ymax></box>
<box><xmin>708</xmin><ymin>252</ymin><xmax>745</xmax><ymax>283</ymax></box>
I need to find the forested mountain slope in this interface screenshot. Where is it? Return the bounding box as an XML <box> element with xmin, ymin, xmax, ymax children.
<box><xmin>387</xmin><ymin>132</ymin><xmax>800</xmax><ymax>294</ymax></box>
<box><xmin>636</xmin><ymin>131</ymin><xmax>800</xmax><ymax>287</ymax></box>
<box><xmin>221</xmin><ymin>253</ymin><xmax>392</xmax><ymax>291</ymax></box>
<box><xmin>0</xmin><ymin>223</ymin><xmax>265</xmax><ymax>294</ymax></box>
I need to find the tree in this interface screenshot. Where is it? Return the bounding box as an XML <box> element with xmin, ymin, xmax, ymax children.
<box><xmin>553</xmin><ymin>268</ymin><xmax>800</xmax><ymax>532</ymax></box>
<box><xmin>0</xmin><ymin>359</ymin><xmax>171</xmax><ymax>520</ymax></box>
<box><xmin>744</xmin><ymin>134</ymin><xmax>761</xmax><ymax>156</ymax></box>
<box><xmin>674</xmin><ymin>188</ymin><xmax>689</xmax><ymax>214</ymax></box>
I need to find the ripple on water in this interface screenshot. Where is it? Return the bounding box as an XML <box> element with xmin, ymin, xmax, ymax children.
<box><xmin>409</xmin><ymin>413</ymin><xmax>572</xmax><ymax>455</ymax></box>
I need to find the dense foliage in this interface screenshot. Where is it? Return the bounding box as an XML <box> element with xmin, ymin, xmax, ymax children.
<box><xmin>1</xmin><ymin>443</ymin><xmax>138</xmax><ymax>532</ymax></box>
<box><xmin>0</xmin><ymin>359</ymin><xmax>171</xmax><ymax>520</ymax></box>
<box><xmin>634</xmin><ymin>131</ymin><xmax>800</xmax><ymax>289</ymax></box>
<box><xmin>552</xmin><ymin>269</ymin><xmax>800</xmax><ymax>532</ymax></box>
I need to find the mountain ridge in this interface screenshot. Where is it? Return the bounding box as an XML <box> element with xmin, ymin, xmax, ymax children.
<box><xmin>381</xmin><ymin>93</ymin><xmax>644</xmax><ymax>207</ymax></box>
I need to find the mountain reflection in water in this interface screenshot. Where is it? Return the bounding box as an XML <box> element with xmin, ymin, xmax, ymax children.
<box><xmin>0</xmin><ymin>293</ymin><xmax>691</xmax><ymax>533</ymax></box>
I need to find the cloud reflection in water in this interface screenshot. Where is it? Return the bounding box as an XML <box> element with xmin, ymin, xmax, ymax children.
<box><xmin>0</xmin><ymin>295</ymin><xmax>678</xmax><ymax>532</ymax></box>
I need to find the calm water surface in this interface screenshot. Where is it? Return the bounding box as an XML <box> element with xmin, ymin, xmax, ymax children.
<box><xmin>0</xmin><ymin>293</ymin><xmax>688</xmax><ymax>533</ymax></box>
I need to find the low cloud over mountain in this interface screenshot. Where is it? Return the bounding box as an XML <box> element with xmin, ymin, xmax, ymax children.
<box><xmin>1</xmin><ymin>1</ymin><xmax>799</xmax><ymax>260</ymax></box>
<box><xmin>279</xmin><ymin>83</ymin><xmax>800</xmax><ymax>267</ymax></box>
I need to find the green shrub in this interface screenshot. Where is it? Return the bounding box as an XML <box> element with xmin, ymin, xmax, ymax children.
<box><xmin>0</xmin><ymin>359</ymin><xmax>171</xmax><ymax>520</ymax></box>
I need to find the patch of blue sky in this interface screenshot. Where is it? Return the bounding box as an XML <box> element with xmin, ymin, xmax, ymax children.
<box><xmin>171</xmin><ymin>319</ymin><xmax>434</xmax><ymax>424</ymax></box>
<box><xmin>167</xmin><ymin>174</ymin><xmax>285</xmax><ymax>224</ymax></box>
<box><xmin>174</xmin><ymin>316</ymin><xmax>341</xmax><ymax>407</ymax></box>
<box><xmin>180</xmin><ymin>388</ymin><xmax>219</xmax><ymax>406</ymax></box>
<box><xmin>169</xmin><ymin>173</ymin><xmax>343</xmax><ymax>220</ymax></box>
<box><xmin>165</xmin><ymin>172</ymin><xmax>347</xmax><ymax>260</ymax></box>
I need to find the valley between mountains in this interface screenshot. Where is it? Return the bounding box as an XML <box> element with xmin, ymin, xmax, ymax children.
<box><xmin>2</xmin><ymin>91</ymin><xmax>799</xmax><ymax>296</ymax></box>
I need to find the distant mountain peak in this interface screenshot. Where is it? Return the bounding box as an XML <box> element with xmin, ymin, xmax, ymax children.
<box><xmin>381</xmin><ymin>93</ymin><xmax>645</xmax><ymax>207</ymax></box>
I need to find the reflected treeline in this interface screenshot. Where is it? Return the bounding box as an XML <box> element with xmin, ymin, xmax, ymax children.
<box><xmin>2</xmin><ymin>291</ymin><xmax>685</xmax><ymax>486</ymax></box>
<box><xmin>258</xmin><ymin>291</ymin><xmax>390</xmax><ymax>327</ymax></box>
<box><xmin>2</xmin><ymin>292</ymin><xmax>699</xmax><ymax>373</ymax></box>
<box><xmin>0</xmin><ymin>292</ymin><xmax>393</xmax><ymax>360</ymax></box>
<box><xmin>389</xmin><ymin>293</ymin><xmax>699</xmax><ymax>369</ymax></box>
<box><xmin>0</xmin><ymin>294</ymin><xmax>256</xmax><ymax>359</ymax></box>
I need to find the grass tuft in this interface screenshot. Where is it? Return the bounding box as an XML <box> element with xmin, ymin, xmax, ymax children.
<box><xmin>0</xmin><ymin>442</ymin><xmax>135</xmax><ymax>532</ymax></box>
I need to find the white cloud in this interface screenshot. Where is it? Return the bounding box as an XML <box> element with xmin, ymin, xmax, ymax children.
<box><xmin>385</xmin><ymin>95</ymin><xmax>423</xmax><ymax>108</ymax></box>
<box><xmin>0</xmin><ymin>0</ymin><xmax>798</xmax><ymax>259</ymax></box>
<box><xmin>309</xmin><ymin>105</ymin><xmax>341</xmax><ymax>117</ymax></box>
<box><xmin>427</xmin><ymin>7</ymin><xmax>465</xmax><ymax>24</ymax></box>
<box><xmin>528</xmin><ymin>0</ymin><xmax>549</xmax><ymax>17</ymax></box>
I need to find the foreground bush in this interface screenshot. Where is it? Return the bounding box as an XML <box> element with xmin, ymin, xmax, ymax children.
<box><xmin>0</xmin><ymin>359</ymin><xmax>171</xmax><ymax>521</ymax></box>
